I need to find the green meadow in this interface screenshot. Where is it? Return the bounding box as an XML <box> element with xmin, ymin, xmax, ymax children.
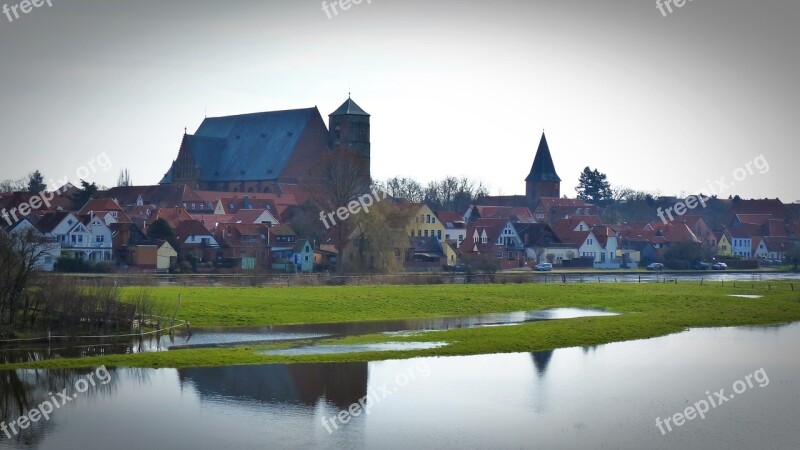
<box><xmin>2</xmin><ymin>282</ymin><xmax>799</xmax><ymax>369</ymax></box>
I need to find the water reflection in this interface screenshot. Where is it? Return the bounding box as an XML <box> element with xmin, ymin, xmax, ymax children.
<box><xmin>1</xmin><ymin>324</ymin><xmax>799</xmax><ymax>449</ymax></box>
<box><xmin>530</xmin><ymin>350</ymin><xmax>554</xmax><ymax>376</ymax></box>
<box><xmin>1</xmin><ymin>308</ymin><xmax>616</xmax><ymax>363</ymax></box>
<box><xmin>178</xmin><ymin>362</ymin><xmax>369</xmax><ymax>410</ymax></box>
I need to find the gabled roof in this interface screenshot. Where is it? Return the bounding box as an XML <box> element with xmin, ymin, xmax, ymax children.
<box><xmin>462</xmin><ymin>218</ymin><xmax>513</xmax><ymax>253</ymax></box>
<box><xmin>662</xmin><ymin>223</ymin><xmax>700</xmax><ymax>244</ymax></box>
<box><xmin>475</xmin><ymin>206</ymin><xmax>535</xmax><ymax>223</ymax></box>
<box><xmin>552</xmin><ymin>216</ymin><xmax>603</xmax><ymax>241</ymax></box>
<box><xmin>436</xmin><ymin>211</ymin><xmax>465</xmax><ymax>227</ymax></box>
<box><xmin>591</xmin><ymin>226</ymin><xmax>617</xmax><ymax>247</ymax></box>
<box><xmin>167</xmin><ymin>107</ymin><xmax>323</xmax><ymax>183</ymax></box>
<box><xmin>730</xmin><ymin>199</ymin><xmax>791</xmax><ymax>219</ymax></box>
<box><xmin>217</xmin><ymin>197</ymin><xmax>277</xmax><ymax>215</ymax></box>
<box><xmin>147</xmin><ymin>208</ymin><xmax>193</xmax><ymax>230</ymax></box>
<box><xmin>535</xmin><ymin>197</ymin><xmax>593</xmax><ymax>209</ymax></box>
<box><xmin>32</xmin><ymin>211</ymin><xmax>72</xmax><ymax>234</ymax></box>
<box><xmin>766</xmin><ymin>219</ymin><xmax>787</xmax><ymax>237</ymax></box>
<box><xmin>269</xmin><ymin>224</ymin><xmax>296</xmax><ymax>237</ymax></box>
<box><xmin>329</xmin><ymin>97</ymin><xmax>370</xmax><ymax>116</ymax></box>
<box><xmin>734</xmin><ymin>214</ymin><xmax>773</xmax><ymax>226</ymax></box>
<box><xmin>525</xmin><ymin>133</ymin><xmax>561</xmax><ymax>183</ymax></box>
<box><xmin>409</xmin><ymin>236</ymin><xmax>443</xmax><ymax>254</ymax></box>
<box><xmin>103</xmin><ymin>184</ymin><xmax>207</xmax><ymax>209</ymax></box>
<box><xmin>175</xmin><ymin>220</ymin><xmax>214</xmax><ymax>239</ymax></box>
<box><xmin>230</xmin><ymin>209</ymin><xmax>278</xmax><ymax>224</ymax></box>
<box><xmin>78</xmin><ymin>198</ymin><xmax>123</xmax><ymax>215</ymax></box>
<box><xmin>728</xmin><ymin>225</ymin><xmax>758</xmax><ymax>239</ymax></box>
<box><xmin>763</xmin><ymin>236</ymin><xmax>791</xmax><ymax>252</ymax></box>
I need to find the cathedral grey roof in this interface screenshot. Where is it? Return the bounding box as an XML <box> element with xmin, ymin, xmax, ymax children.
<box><xmin>163</xmin><ymin>107</ymin><xmax>321</xmax><ymax>183</ymax></box>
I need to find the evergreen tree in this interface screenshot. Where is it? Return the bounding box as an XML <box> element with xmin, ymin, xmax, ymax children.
<box><xmin>26</xmin><ymin>170</ymin><xmax>47</xmax><ymax>193</ymax></box>
<box><xmin>575</xmin><ymin>167</ymin><xmax>612</xmax><ymax>205</ymax></box>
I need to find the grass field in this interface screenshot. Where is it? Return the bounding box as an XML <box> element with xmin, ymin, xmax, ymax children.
<box><xmin>2</xmin><ymin>282</ymin><xmax>799</xmax><ymax>369</ymax></box>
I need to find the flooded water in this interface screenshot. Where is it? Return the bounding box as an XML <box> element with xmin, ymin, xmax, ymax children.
<box><xmin>1</xmin><ymin>323</ymin><xmax>798</xmax><ymax>449</ymax></box>
<box><xmin>0</xmin><ymin>308</ymin><xmax>616</xmax><ymax>363</ymax></box>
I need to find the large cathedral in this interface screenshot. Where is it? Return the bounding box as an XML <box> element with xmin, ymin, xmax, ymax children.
<box><xmin>160</xmin><ymin>96</ymin><xmax>371</xmax><ymax>193</ymax></box>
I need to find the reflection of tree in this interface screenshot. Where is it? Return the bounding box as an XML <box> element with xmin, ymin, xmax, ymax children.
<box><xmin>0</xmin><ymin>367</ymin><xmax>124</xmax><ymax>446</ymax></box>
<box><xmin>178</xmin><ymin>362</ymin><xmax>369</xmax><ymax>410</ymax></box>
<box><xmin>530</xmin><ymin>350</ymin><xmax>554</xmax><ymax>377</ymax></box>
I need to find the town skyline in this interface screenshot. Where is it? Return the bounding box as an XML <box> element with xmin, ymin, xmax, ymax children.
<box><xmin>0</xmin><ymin>0</ymin><xmax>798</xmax><ymax>202</ymax></box>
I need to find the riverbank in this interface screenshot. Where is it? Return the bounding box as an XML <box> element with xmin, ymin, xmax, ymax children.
<box><xmin>2</xmin><ymin>282</ymin><xmax>799</xmax><ymax>369</ymax></box>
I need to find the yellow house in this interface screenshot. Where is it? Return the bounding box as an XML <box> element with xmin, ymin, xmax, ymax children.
<box><xmin>716</xmin><ymin>231</ymin><xmax>732</xmax><ymax>257</ymax></box>
<box><xmin>405</xmin><ymin>204</ymin><xmax>446</xmax><ymax>242</ymax></box>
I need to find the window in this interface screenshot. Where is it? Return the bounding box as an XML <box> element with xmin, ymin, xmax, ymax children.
<box><xmin>437</xmin><ymin>230</ymin><xmax>442</xmax><ymax>240</ymax></box>
<box><xmin>96</xmin><ymin>235</ymin><xmax>104</xmax><ymax>243</ymax></box>
<box><xmin>496</xmin><ymin>252</ymin><xmax>503</xmax><ymax>259</ymax></box>
<box><xmin>424</xmin><ymin>230</ymin><xmax>429</xmax><ymax>237</ymax></box>
<box><xmin>426</xmin><ymin>215</ymin><xmax>431</xmax><ymax>223</ymax></box>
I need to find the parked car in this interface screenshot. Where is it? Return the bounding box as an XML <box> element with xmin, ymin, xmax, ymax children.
<box><xmin>646</xmin><ymin>263</ymin><xmax>664</xmax><ymax>271</ymax></box>
<box><xmin>534</xmin><ymin>262</ymin><xmax>553</xmax><ymax>272</ymax></box>
<box><xmin>692</xmin><ymin>262</ymin><xmax>711</xmax><ymax>270</ymax></box>
<box><xmin>712</xmin><ymin>262</ymin><xmax>728</xmax><ymax>270</ymax></box>
<box><xmin>444</xmin><ymin>263</ymin><xmax>472</xmax><ymax>272</ymax></box>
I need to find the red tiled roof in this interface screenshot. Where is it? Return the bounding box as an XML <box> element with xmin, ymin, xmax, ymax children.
<box><xmin>730</xmin><ymin>199</ymin><xmax>791</xmax><ymax>219</ymax></box>
<box><xmin>436</xmin><ymin>211</ymin><xmax>464</xmax><ymax>225</ymax></box>
<box><xmin>175</xmin><ymin>220</ymin><xmax>213</xmax><ymax>239</ymax></box>
<box><xmin>475</xmin><ymin>206</ymin><xmax>534</xmax><ymax>222</ymax></box>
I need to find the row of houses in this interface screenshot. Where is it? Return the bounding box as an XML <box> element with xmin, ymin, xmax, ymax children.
<box><xmin>2</xmin><ymin>180</ymin><xmax>798</xmax><ymax>273</ymax></box>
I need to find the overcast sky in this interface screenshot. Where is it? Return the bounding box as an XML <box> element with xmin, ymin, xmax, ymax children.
<box><xmin>1</xmin><ymin>0</ymin><xmax>798</xmax><ymax>202</ymax></box>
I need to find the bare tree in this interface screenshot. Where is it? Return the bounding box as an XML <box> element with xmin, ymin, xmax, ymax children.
<box><xmin>0</xmin><ymin>177</ymin><xmax>26</xmax><ymax>193</ymax></box>
<box><xmin>0</xmin><ymin>225</ymin><xmax>59</xmax><ymax>329</ymax></box>
<box><xmin>312</xmin><ymin>149</ymin><xmax>370</xmax><ymax>272</ymax></box>
<box><xmin>117</xmin><ymin>168</ymin><xmax>133</xmax><ymax>187</ymax></box>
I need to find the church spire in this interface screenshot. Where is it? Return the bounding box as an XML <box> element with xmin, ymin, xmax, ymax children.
<box><xmin>525</xmin><ymin>132</ymin><xmax>561</xmax><ymax>183</ymax></box>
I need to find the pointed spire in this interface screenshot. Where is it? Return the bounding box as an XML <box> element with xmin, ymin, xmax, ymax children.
<box><xmin>525</xmin><ymin>132</ymin><xmax>561</xmax><ymax>183</ymax></box>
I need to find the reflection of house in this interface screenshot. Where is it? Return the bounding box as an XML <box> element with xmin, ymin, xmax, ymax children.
<box><xmin>177</xmin><ymin>362</ymin><xmax>369</xmax><ymax>410</ymax></box>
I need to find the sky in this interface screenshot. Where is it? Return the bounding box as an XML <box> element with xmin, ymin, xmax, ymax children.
<box><xmin>0</xmin><ymin>0</ymin><xmax>798</xmax><ymax>202</ymax></box>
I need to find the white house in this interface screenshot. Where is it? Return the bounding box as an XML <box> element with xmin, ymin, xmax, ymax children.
<box><xmin>36</xmin><ymin>211</ymin><xmax>113</xmax><ymax>263</ymax></box>
<box><xmin>729</xmin><ymin>229</ymin><xmax>753</xmax><ymax>259</ymax></box>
